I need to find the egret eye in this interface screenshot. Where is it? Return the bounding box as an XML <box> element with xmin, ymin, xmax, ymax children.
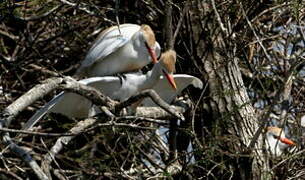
<box><xmin>273</xmin><ymin>135</ymin><xmax>279</xmax><ymax>139</ymax></box>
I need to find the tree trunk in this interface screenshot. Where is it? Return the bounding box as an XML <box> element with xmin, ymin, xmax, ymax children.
<box><xmin>204</xmin><ymin>51</ymin><xmax>270</xmax><ymax>179</ymax></box>
<box><xmin>189</xmin><ymin>1</ymin><xmax>270</xmax><ymax>179</ymax></box>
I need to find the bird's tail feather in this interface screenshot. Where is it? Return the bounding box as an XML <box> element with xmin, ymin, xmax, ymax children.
<box><xmin>22</xmin><ymin>92</ymin><xmax>65</xmax><ymax>130</ymax></box>
<box><xmin>192</xmin><ymin>77</ymin><xmax>203</xmax><ymax>89</ymax></box>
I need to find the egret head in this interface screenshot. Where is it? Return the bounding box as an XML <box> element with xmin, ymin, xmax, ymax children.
<box><xmin>140</xmin><ymin>24</ymin><xmax>158</xmax><ymax>64</ymax></box>
<box><xmin>266</xmin><ymin>127</ymin><xmax>295</xmax><ymax>156</ymax></box>
<box><xmin>267</xmin><ymin>127</ymin><xmax>295</xmax><ymax>145</ymax></box>
<box><xmin>159</xmin><ymin>50</ymin><xmax>177</xmax><ymax>90</ymax></box>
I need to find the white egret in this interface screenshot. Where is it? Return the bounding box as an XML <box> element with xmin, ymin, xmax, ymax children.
<box><xmin>23</xmin><ymin>50</ymin><xmax>177</xmax><ymax>130</ymax></box>
<box><xmin>76</xmin><ymin>24</ymin><xmax>161</xmax><ymax>77</ymax></box>
<box><xmin>301</xmin><ymin>115</ymin><xmax>305</xmax><ymax>127</ymax></box>
<box><xmin>266</xmin><ymin>126</ymin><xmax>295</xmax><ymax>156</ymax></box>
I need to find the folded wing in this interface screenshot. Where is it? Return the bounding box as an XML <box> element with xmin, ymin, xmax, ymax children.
<box><xmin>23</xmin><ymin>77</ymin><xmax>122</xmax><ymax>130</ymax></box>
<box><xmin>79</xmin><ymin>24</ymin><xmax>141</xmax><ymax>69</ymax></box>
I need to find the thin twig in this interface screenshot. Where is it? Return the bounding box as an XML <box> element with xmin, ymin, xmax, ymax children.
<box><xmin>59</xmin><ymin>0</ymin><xmax>113</xmax><ymax>23</ymax></box>
<box><xmin>0</xmin><ymin>168</ymin><xmax>23</xmax><ymax>180</ymax></box>
<box><xmin>0</xmin><ymin>127</ymin><xmax>77</xmax><ymax>137</ymax></box>
<box><xmin>2</xmin><ymin>135</ymin><xmax>48</xmax><ymax>180</ymax></box>
<box><xmin>0</xmin><ymin>29</ymin><xmax>19</xmax><ymax>40</ymax></box>
<box><xmin>240</xmin><ymin>2</ymin><xmax>273</xmax><ymax>62</ymax></box>
<box><xmin>172</xmin><ymin>3</ymin><xmax>189</xmax><ymax>46</ymax></box>
<box><xmin>16</xmin><ymin>5</ymin><xmax>62</xmax><ymax>21</ymax></box>
<box><xmin>211</xmin><ymin>0</ymin><xmax>228</xmax><ymax>36</ymax></box>
<box><xmin>115</xmin><ymin>0</ymin><xmax>121</xmax><ymax>35</ymax></box>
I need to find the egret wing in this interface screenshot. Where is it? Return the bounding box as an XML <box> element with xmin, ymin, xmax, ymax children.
<box><xmin>82</xmin><ymin>76</ymin><xmax>122</xmax><ymax>99</ymax></box>
<box><xmin>22</xmin><ymin>92</ymin><xmax>65</xmax><ymax>130</ymax></box>
<box><xmin>23</xmin><ymin>77</ymin><xmax>122</xmax><ymax>130</ymax></box>
<box><xmin>141</xmin><ymin>74</ymin><xmax>203</xmax><ymax>107</ymax></box>
<box><xmin>80</xmin><ymin>24</ymin><xmax>141</xmax><ymax>69</ymax></box>
<box><xmin>51</xmin><ymin>77</ymin><xmax>122</xmax><ymax>117</ymax></box>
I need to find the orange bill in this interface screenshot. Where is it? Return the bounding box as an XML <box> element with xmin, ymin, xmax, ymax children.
<box><xmin>164</xmin><ymin>72</ymin><xmax>177</xmax><ymax>90</ymax></box>
<box><xmin>145</xmin><ymin>43</ymin><xmax>158</xmax><ymax>64</ymax></box>
<box><xmin>279</xmin><ymin>137</ymin><xmax>295</xmax><ymax>146</ymax></box>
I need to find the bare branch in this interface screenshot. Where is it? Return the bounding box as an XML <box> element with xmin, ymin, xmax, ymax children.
<box><xmin>1</xmin><ymin>77</ymin><xmax>64</xmax><ymax>127</ymax></box>
<box><xmin>172</xmin><ymin>3</ymin><xmax>189</xmax><ymax>46</ymax></box>
<box><xmin>15</xmin><ymin>5</ymin><xmax>62</xmax><ymax>21</ymax></box>
<box><xmin>211</xmin><ymin>0</ymin><xmax>228</xmax><ymax>36</ymax></box>
<box><xmin>116</xmin><ymin>89</ymin><xmax>185</xmax><ymax>121</ymax></box>
<box><xmin>240</xmin><ymin>2</ymin><xmax>273</xmax><ymax>62</ymax></box>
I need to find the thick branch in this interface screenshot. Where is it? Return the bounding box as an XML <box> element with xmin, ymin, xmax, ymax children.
<box><xmin>0</xmin><ymin>77</ymin><xmax>116</xmax><ymax>180</ymax></box>
<box><xmin>116</xmin><ymin>89</ymin><xmax>184</xmax><ymax>121</ymax></box>
<box><xmin>1</xmin><ymin>78</ymin><xmax>64</xmax><ymax>127</ymax></box>
<box><xmin>41</xmin><ymin>103</ymin><xmax>187</xmax><ymax>176</ymax></box>
<box><xmin>61</xmin><ymin>77</ymin><xmax>117</xmax><ymax>109</ymax></box>
<box><xmin>1</xmin><ymin>75</ymin><xmax>185</xmax><ymax>179</ymax></box>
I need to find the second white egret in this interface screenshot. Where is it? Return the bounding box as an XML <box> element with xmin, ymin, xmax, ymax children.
<box><xmin>265</xmin><ymin>126</ymin><xmax>295</xmax><ymax>156</ymax></box>
<box><xmin>77</xmin><ymin>24</ymin><xmax>161</xmax><ymax>77</ymax></box>
<box><xmin>23</xmin><ymin>50</ymin><xmax>177</xmax><ymax>130</ymax></box>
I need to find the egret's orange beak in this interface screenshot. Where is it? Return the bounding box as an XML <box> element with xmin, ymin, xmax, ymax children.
<box><xmin>145</xmin><ymin>43</ymin><xmax>158</xmax><ymax>64</ymax></box>
<box><xmin>279</xmin><ymin>137</ymin><xmax>295</xmax><ymax>146</ymax></box>
<box><xmin>163</xmin><ymin>71</ymin><xmax>177</xmax><ymax>90</ymax></box>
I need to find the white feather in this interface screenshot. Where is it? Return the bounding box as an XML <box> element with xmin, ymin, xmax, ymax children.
<box><xmin>77</xmin><ymin>24</ymin><xmax>161</xmax><ymax>77</ymax></box>
<box><xmin>23</xmin><ymin>56</ymin><xmax>176</xmax><ymax>129</ymax></box>
<box><xmin>265</xmin><ymin>127</ymin><xmax>294</xmax><ymax>156</ymax></box>
<box><xmin>80</xmin><ymin>24</ymin><xmax>140</xmax><ymax>68</ymax></box>
<box><xmin>141</xmin><ymin>74</ymin><xmax>203</xmax><ymax>107</ymax></box>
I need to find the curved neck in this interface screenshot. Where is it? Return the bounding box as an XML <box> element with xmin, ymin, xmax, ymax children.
<box><xmin>140</xmin><ymin>63</ymin><xmax>162</xmax><ymax>91</ymax></box>
<box><xmin>266</xmin><ymin>134</ymin><xmax>282</xmax><ymax>156</ymax></box>
<box><xmin>132</xmin><ymin>31</ymin><xmax>143</xmax><ymax>49</ymax></box>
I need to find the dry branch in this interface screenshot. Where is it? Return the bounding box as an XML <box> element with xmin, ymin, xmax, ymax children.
<box><xmin>116</xmin><ymin>89</ymin><xmax>184</xmax><ymax>120</ymax></box>
<box><xmin>0</xmin><ymin>75</ymin><xmax>186</xmax><ymax>179</ymax></box>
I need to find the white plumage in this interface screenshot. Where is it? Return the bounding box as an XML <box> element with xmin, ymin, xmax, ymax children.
<box><xmin>23</xmin><ymin>50</ymin><xmax>177</xmax><ymax>130</ymax></box>
<box><xmin>141</xmin><ymin>74</ymin><xmax>203</xmax><ymax>106</ymax></box>
<box><xmin>77</xmin><ymin>24</ymin><xmax>161</xmax><ymax>77</ymax></box>
<box><xmin>265</xmin><ymin>127</ymin><xmax>295</xmax><ymax>156</ymax></box>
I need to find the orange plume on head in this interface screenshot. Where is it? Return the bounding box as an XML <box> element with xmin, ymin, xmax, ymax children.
<box><xmin>160</xmin><ymin>50</ymin><xmax>176</xmax><ymax>73</ymax></box>
<box><xmin>141</xmin><ymin>24</ymin><xmax>156</xmax><ymax>48</ymax></box>
<box><xmin>267</xmin><ymin>126</ymin><xmax>296</xmax><ymax>146</ymax></box>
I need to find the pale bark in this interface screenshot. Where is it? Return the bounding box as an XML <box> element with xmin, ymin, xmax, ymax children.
<box><xmin>189</xmin><ymin>1</ymin><xmax>270</xmax><ymax>179</ymax></box>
